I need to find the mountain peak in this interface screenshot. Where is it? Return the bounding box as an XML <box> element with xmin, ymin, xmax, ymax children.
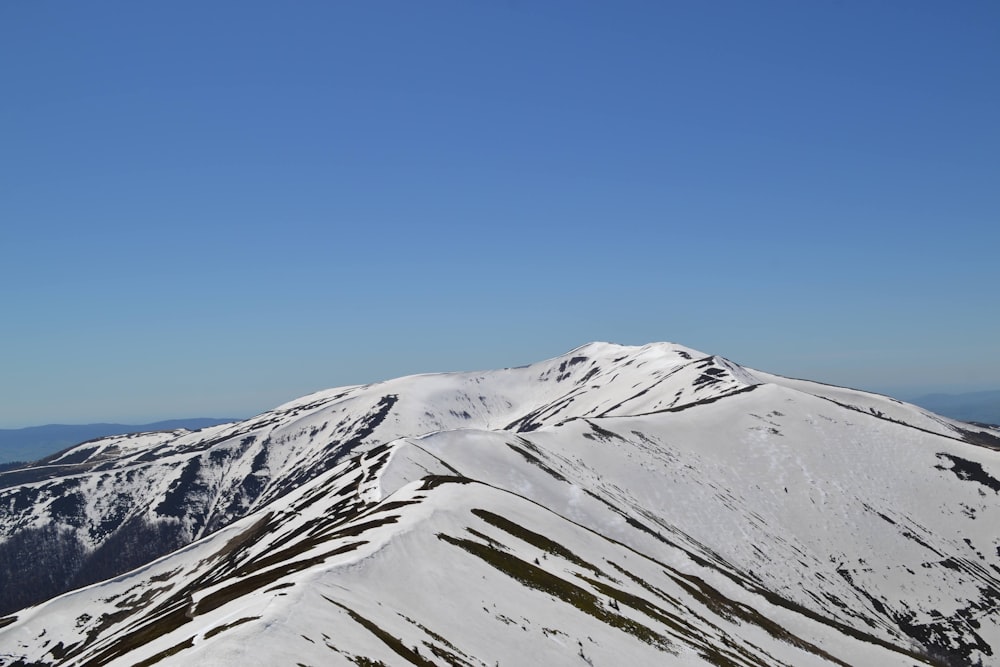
<box><xmin>1</xmin><ymin>343</ymin><xmax>998</xmax><ymax>666</ymax></box>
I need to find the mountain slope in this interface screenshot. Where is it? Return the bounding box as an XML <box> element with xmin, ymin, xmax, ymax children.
<box><xmin>0</xmin><ymin>342</ymin><xmax>998</xmax><ymax>666</ymax></box>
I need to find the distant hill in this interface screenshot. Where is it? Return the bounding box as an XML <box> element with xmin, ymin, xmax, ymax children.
<box><xmin>0</xmin><ymin>418</ymin><xmax>239</xmax><ymax>465</ymax></box>
<box><xmin>908</xmin><ymin>390</ymin><xmax>1000</xmax><ymax>426</ymax></box>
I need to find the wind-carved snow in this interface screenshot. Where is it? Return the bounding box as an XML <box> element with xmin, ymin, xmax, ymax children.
<box><xmin>0</xmin><ymin>341</ymin><xmax>998</xmax><ymax>667</ymax></box>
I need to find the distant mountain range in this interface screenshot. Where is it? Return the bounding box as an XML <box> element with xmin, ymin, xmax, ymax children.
<box><xmin>1</xmin><ymin>342</ymin><xmax>998</xmax><ymax>666</ymax></box>
<box><xmin>0</xmin><ymin>419</ymin><xmax>239</xmax><ymax>465</ymax></box>
<box><xmin>908</xmin><ymin>390</ymin><xmax>1000</xmax><ymax>426</ymax></box>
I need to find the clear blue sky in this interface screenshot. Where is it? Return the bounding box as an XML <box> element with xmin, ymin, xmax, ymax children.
<box><xmin>2</xmin><ymin>1</ymin><xmax>998</xmax><ymax>428</ymax></box>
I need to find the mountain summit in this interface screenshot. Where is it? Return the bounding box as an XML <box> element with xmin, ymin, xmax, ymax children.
<box><xmin>1</xmin><ymin>342</ymin><xmax>998</xmax><ymax>666</ymax></box>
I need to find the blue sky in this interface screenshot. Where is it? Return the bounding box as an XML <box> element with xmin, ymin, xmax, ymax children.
<box><xmin>2</xmin><ymin>1</ymin><xmax>998</xmax><ymax>428</ymax></box>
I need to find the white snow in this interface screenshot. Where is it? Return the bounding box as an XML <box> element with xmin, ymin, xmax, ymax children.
<box><xmin>1</xmin><ymin>341</ymin><xmax>998</xmax><ymax>666</ymax></box>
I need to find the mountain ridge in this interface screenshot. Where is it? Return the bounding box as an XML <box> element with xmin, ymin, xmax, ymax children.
<box><xmin>0</xmin><ymin>342</ymin><xmax>998</xmax><ymax>666</ymax></box>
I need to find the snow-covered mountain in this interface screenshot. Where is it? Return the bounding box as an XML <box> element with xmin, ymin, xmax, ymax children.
<box><xmin>1</xmin><ymin>342</ymin><xmax>998</xmax><ymax>666</ymax></box>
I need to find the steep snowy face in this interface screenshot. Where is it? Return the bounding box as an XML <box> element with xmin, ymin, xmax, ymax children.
<box><xmin>1</xmin><ymin>342</ymin><xmax>998</xmax><ymax>667</ymax></box>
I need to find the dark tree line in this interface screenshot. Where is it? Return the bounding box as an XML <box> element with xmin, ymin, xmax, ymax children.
<box><xmin>0</xmin><ymin>524</ymin><xmax>86</xmax><ymax>615</ymax></box>
<box><xmin>0</xmin><ymin>519</ymin><xmax>186</xmax><ymax>616</ymax></box>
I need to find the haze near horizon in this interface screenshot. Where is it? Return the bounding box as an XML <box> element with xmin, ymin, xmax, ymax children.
<box><xmin>2</xmin><ymin>1</ymin><xmax>997</xmax><ymax>429</ymax></box>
